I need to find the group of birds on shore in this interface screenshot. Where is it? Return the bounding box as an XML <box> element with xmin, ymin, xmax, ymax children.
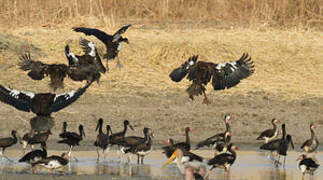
<box><xmin>160</xmin><ymin>115</ymin><xmax>320</xmax><ymax>180</ymax></box>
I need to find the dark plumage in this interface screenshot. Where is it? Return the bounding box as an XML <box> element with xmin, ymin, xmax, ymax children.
<box><xmin>73</xmin><ymin>25</ymin><xmax>131</xmax><ymax>68</ymax></box>
<box><xmin>123</xmin><ymin>128</ymin><xmax>154</xmax><ymax>164</ymax></box>
<box><xmin>0</xmin><ymin>130</ymin><xmax>17</xmax><ymax>161</ymax></box>
<box><xmin>65</xmin><ymin>38</ymin><xmax>105</xmax><ymax>83</ymax></box>
<box><xmin>297</xmin><ymin>154</ymin><xmax>320</xmax><ymax>176</ymax></box>
<box><xmin>27</xmin><ymin>130</ymin><xmax>51</xmax><ymax>148</ymax></box>
<box><xmin>300</xmin><ymin>123</ymin><xmax>319</xmax><ymax>153</ymax></box>
<box><xmin>208</xmin><ymin>144</ymin><xmax>239</xmax><ymax>179</ymax></box>
<box><xmin>109</xmin><ymin>120</ymin><xmax>134</xmax><ymax>146</ymax></box>
<box><xmin>170</xmin><ymin>53</ymin><xmax>254</xmax><ymax>104</ymax></box>
<box><xmin>260</xmin><ymin>124</ymin><xmax>294</xmax><ymax>166</ymax></box>
<box><xmin>18</xmin><ymin>52</ymin><xmax>68</xmax><ymax>91</ymax></box>
<box><xmin>57</xmin><ymin>124</ymin><xmax>85</xmax><ymax>160</ymax></box>
<box><xmin>0</xmin><ymin>82</ymin><xmax>92</xmax><ymax>131</ymax></box>
<box><xmin>94</xmin><ymin>118</ymin><xmax>112</xmax><ymax>162</ymax></box>
<box><xmin>195</xmin><ymin>114</ymin><xmax>231</xmax><ymax>149</ymax></box>
<box><xmin>19</xmin><ymin>142</ymin><xmax>47</xmax><ymax>174</ymax></box>
<box><xmin>32</xmin><ymin>153</ymin><xmax>69</xmax><ymax>175</ymax></box>
<box><xmin>162</xmin><ymin>127</ymin><xmax>193</xmax><ymax>158</ymax></box>
<box><xmin>119</xmin><ymin>127</ymin><xmax>150</xmax><ymax>148</ymax></box>
<box><xmin>257</xmin><ymin>118</ymin><xmax>280</xmax><ymax>143</ymax></box>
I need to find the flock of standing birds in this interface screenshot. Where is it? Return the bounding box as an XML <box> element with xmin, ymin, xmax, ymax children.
<box><xmin>0</xmin><ymin>24</ymin><xmax>319</xmax><ymax>179</ymax></box>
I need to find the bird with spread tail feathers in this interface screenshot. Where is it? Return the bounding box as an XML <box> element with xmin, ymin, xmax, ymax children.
<box><xmin>73</xmin><ymin>24</ymin><xmax>131</xmax><ymax>69</ymax></box>
<box><xmin>169</xmin><ymin>53</ymin><xmax>254</xmax><ymax>104</ymax></box>
<box><xmin>0</xmin><ymin>82</ymin><xmax>92</xmax><ymax>131</ymax></box>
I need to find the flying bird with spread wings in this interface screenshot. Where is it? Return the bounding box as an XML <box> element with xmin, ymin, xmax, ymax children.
<box><xmin>169</xmin><ymin>53</ymin><xmax>255</xmax><ymax>104</ymax></box>
<box><xmin>65</xmin><ymin>38</ymin><xmax>105</xmax><ymax>83</ymax></box>
<box><xmin>18</xmin><ymin>53</ymin><xmax>68</xmax><ymax>91</ymax></box>
<box><xmin>72</xmin><ymin>24</ymin><xmax>131</xmax><ymax>69</ymax></box>
<box><xmin>0</xmin><ymin>82</ymin><xmax>92</xmax><ymax>131</ymax></box>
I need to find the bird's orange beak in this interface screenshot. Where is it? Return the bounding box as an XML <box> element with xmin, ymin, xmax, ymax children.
<box><xmin>161</xmin><ymin>151</ymin><xmax>178</xmax><ymax>169</ymax></box>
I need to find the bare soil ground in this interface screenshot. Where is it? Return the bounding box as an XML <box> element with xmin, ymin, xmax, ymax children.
<box><xmin>0</xmin><ymin>25</ymin><xmax>322</xmax><ymax>148</ymax></box>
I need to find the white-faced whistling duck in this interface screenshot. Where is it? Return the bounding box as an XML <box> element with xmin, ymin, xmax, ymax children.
<box><xmin>72</xmin><ymin>24</ymin><xmax>131</xmax><ymax>69</ymax></box>
<box><xmin>169</xmin><ymin>53</ymin><xmax>254</xmax><ymax>104</ymax></box>
<box><xmin>257</xmin><ymin>118</ymin><xmax>280</xmax><ymax>143</ymax></box>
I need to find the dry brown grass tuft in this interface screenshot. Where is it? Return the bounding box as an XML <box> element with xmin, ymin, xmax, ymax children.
<box><xmin>0</xmin><ymin>26</ymin><xmax>322</xmax><ymax>100</ymax></box>
<box><xmin>0</xmin><ymin>0</ymin><xmax>322</xmax><ymax>29</ymax></box>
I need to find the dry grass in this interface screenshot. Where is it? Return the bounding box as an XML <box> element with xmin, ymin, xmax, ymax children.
<box><xmin>0</xmin><ymin>26</ymin><xmax>322</xmax><ymax>100</ymax></box>
<box><xmin>0</xmin><ymin>0</ymin><xmax>322</xmax><ymax>29</ymax></box>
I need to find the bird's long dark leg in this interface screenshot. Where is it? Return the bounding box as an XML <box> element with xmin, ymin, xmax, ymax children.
<box><xmin>116</xmin><ymin>57</ymin><xmax>123</xmax><ymax>69</ymax></box>
<box><xmin>137</xmin><ymin>154</ymin><xmax>140</xmax><ymax>164</ymax></box>
<box><xmin>96</xmin><ymin>147</ymin><xmax>100</xmax><ymax>163</ymax></box>
<box><xmin>224</xmin><ymin>168</ymin><xmax>228</xmax><ymax>180</ymax></box>
<box><xmin>202</xmin><ymin>91</ymin><xmax>210</xmax><ymax>105</ymax></box>
<box><xmin>141</xmin><ymin>155</ymin><xmax>144</xmax><ymax>164</ymax></box>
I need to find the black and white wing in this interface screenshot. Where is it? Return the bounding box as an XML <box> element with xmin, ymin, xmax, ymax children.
<box><xmin>64</xmin><ymin>45</ymin><xmax>79</xmax><ymax>66</ymax></box>
<box><xmin>18</xmin><ymin>52</ymin><xmax>49</xmax><ymax>80</ymax></box>
<box><xmin>169</xmin><ymin>55</ymin><xmax>198</xmax><ymax>82</ymax></box>
<box><xmin>73</xmin><ymin>27</ymin><xmax>112</xmax><ymax>44</ymax></box>
<box><xmin>0</xmin><ymin>84</ymin><xmax>34</xmax><ymax>112</ymax></box>
<box><xmin>49</xmin><ymin>81</ymin><xmax>92</xmax><ymax>113</ymax></box>
<box><xmin>112</xmin><ymin>24</ymin><xmax>131</xmax><ymax>42</ymax></box>
<box><xmin>212</xmin><ymin>53</ymin><xmax>254</xmax><ymax>90</ymax></box>
<box><xmin>79</xmin><ymin>38</ymin><xmax>106</xmax><ymax>73</ymax></box>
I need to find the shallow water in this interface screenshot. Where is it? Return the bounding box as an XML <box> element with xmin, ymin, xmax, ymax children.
<box><xmin>0</xmin><ymin>150</ymin><xmax>321</xmax><ymax>180</ymax></box>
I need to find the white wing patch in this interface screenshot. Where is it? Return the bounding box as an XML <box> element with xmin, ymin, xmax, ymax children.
<box><xmin>9</xmin><ymin>89</ymin><xmax>21</xmax><ymax>99</ymax></box>
<box><xmin>216</xmin><ymin>62</ymin><xmax>237</xmax><ymax>71</ymax></box>
<box><xmin>21</xmin><ymin>91</ymin><xmax>35</xmax><ymax>98</ymax></box>
<box><xmin>117</xmin><ymin>43</ymin><xmax>122</xmax><ymax>51</ymax></box>
<box><xmin>88</xmin><ymin>41</ymin><xmax>96</xmax><ymax>57</ymax></box>
<box><xmin>300</xmin><ymin>165</ymin><xmax>307</xmax><ymax>173</ymax></box>
<box><xmin>54</xmin><ymin>90</ymin><xmax>76</xmax><ymax>102</ymax></box>
<box><xmin>67</xmin><ymin>52</ymin><xmax>79</xmax><ymax>63</ymax></box>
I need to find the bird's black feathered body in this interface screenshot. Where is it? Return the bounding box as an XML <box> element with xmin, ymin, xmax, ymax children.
<box><xmin>257</xmin><ymin>118</ymin><xmax>280</xmax><ymax>143</ymax></box>
<box><xmin>109</xmin><ymin>120</ymin><xmax>134</xmax><ymax>146</ymax></box>
<box><xmin>73</xmin><ymin>25</ymin><xmax>131</xmax><ymax>68</ymax></box>
<box><xmin>65</xmin><ymin>38</ymin><xmax>105</xmax><ymax>83</ymax></box>
<box><xmin>162</xmin><ymin>127</ymin><xmax>193</xmax><ymax>158</ymax></box>
<box><xmin>0</xmin><ymin>130</ymin><xmax>17</xmax><ymax>151</ymax></box>
<box><xmin>58</xmin><ymin>124</ymin><xmax>85</xmax><ymax>147</ymax></box>
<box><xmin>32</xmin><ymin>153</ymin><xmax>69</xmax><ymax>172</ymax></box>
<box><xmin>170</xmin><ymin>53</ymin><xmax>254</xmax><ymax>104</ymax></box>
<box><xmin>195</xmin><ymin>114</ymin><xmax>231</xmax><ymax>150</ymax></box>
<box><xmin>298</xmin><ymin>154</ymin><xmax>320</xmax><ymax>176</ymax></box>
<box><xmin>28</xmin><ymin>130</ymin><xmax>51</xmax><ymax>146</ymax></box>
<box><xmin>18</xmin><ymin>52</ymin><xmax>68</xmax><ymax>91</ymax></box>
<box><xmin>19</xmin><ymin>145</ymin><xmax>47</xmax><ymax>164</ymax></box>
<box><xmin>208</xmin><ymin>144</ymin><xmax>238</xmax><ymax>171</ymax></box>
<box><xmin>118</xmin><ymin>127</ymin><xmax>150</xmax><ymax>148</ymax></box>
<box><xmin>260</xmin><ymin>124</ymin><xmax>286</xmax><ymax>151</ymax></box>
<box><xmin>94</xmin><ymin>119</ymin><xmax>112</xmax><ymax>151</ymax></box>
<box><xmin>300</xmin><ymin>123</ymin><xmax>319</xmax><ymax>153</ymax></box>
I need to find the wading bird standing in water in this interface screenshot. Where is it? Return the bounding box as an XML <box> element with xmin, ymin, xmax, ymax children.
<box><xmin>169</xmin><ymin>53</ymin><xmax>254</xmax><ymax>104</ymax></box>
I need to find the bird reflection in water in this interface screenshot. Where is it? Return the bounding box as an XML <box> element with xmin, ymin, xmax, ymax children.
<box><xmin>95</xmin><ymin>163</ymin><xmax>152</xmax><ymax>178</ymax></box>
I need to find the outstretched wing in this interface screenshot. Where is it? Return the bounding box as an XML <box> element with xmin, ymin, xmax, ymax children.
<box><xmin>49</xmin><ymin>81</ymin><xmax>92</xmax><ymax>113</ymax></box>
<box><xmin>169</xmin><ymin>55</ymin><xmax>199</xmax><ymax>83</ymax></box>
<box><xmin>79</xmin><ymin>38</ymin><xmax>106</xmax><ymax>73</ymax></box>
<box><xmin>195</xmin><ymin>133</ymin><xmax>224</xmax><ymax>149</ymax></box>
<box><xmin>64</xmin><ymin>45</ymin><xmax>79</xmax><ymax>66</ymax></box>
<box><xmin>18</xmin><ymin>52</ymin><xmax>49</xmax><ymax>80</ymax></box>
<box><xmin>112</xmin><ymin>24</ymin><xmax>131</xmax><ymax>42</ymax></box>
<box><xmin>0</xmin><ymin>84</ymin><xmax>34</xmax><ymax>112</ymax></box>
<box><xmin>212</xmin><ymin>53</ymin><xmax>254</xmax><ymax>90</ymax></box>
<box><xmin>73</xmin><ymin>27</ymin><xmax>112</xmax><ymax>45</ymax></box>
